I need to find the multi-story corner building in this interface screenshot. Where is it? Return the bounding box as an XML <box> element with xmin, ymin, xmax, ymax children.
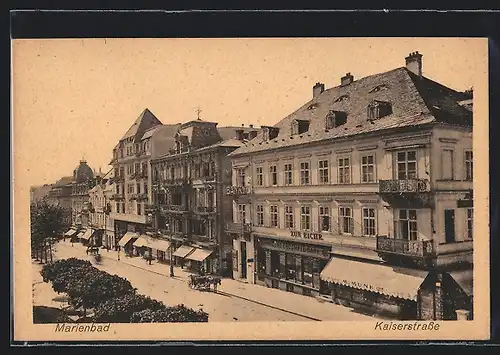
<box><xmin>88</xmin><ymin>169</ymin><xmax>114</xmax><ymax>247</ymax></box>
<box><xmin>150</xmin><ymin>120</ymin><xmax>257</xmax><ymax>276</ymax></box>
<box><xmin>227</xmin><ymin>51</ymin><xmax>474</xmax><ymax>321</ymax></box>
<box><xmin>109</xmin><ymin>108</ymin><xmax>181</xmax><ymax>251</ymax></box>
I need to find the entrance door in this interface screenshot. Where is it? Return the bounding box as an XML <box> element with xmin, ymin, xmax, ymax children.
<box><xmin>444</xmin><ymin>209</ymin><xmax>456</xmax><ymax>243</ymax></box>
<box><xmin>240</xmin><ymin>241</ymin><xmax>247</xmax><ymax>279</ymax></box>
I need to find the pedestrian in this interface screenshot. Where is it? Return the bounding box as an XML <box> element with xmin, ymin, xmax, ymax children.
<box><xmin>118</xmin><ymin>249</ymin><xmax>120</xmax><ymax>261</ymax></box>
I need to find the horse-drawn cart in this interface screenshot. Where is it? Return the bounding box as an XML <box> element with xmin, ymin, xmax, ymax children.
<box><xmin>188</xmin><ymin>275</ymin><xmax>222</xmax><ymax>292</ymax></box>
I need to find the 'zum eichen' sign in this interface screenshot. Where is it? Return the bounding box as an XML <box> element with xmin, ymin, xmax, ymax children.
<box><xmin>290</xmin><ymin>230</ymin><xmax>323</xmax><ymax>240</ymax></box>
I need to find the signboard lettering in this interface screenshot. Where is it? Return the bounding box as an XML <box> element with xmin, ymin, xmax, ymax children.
<box><xmin>257</xmin><ymin>237</ymin><xmax>330</xmax><ymax>258</ymax></box>
<box><xmin>290</xmin><ymin>230</ymin><xmax>323</xmax><ymax>240</ymax></box>
<box><xmin>226</xmin><ymin>186</ymin><xmax>249</xmax><ymax>196</ymax></box>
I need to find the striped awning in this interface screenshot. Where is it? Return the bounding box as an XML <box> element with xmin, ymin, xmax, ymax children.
<box><xmin>172</xmin><ymin>245</ymin><xmax>196</xmax><ymax>258</ymax></box>
<box><xmin>133</xmin><ymin>235</ymin><xmax>171</xmax><ymax>251</ymax></box>
<box><xmin>76</xmin><ymin>230</ymin><xmax>86</xmax><ymax>239</ymax></box>
<box><xmin>80</xmin><ymin>229</ymin><xmax>94</xmax><ymax>240</ymax></box>
<box><xmin>64</xmin><ymin>228</ymin><xmax>77</xmax><ymax>237</ymax></box>
<box><xmin>185</xmin><ymin>248</ymin><xmax>213</xmax><ymax>262</ymax></box>
<box><xmin>118</xmin><ymin>232</ymin><xmax>138</xmax><ymax>247</ymax></box>
<box><xmin>320</xmin><ymin>257</ymin><xmax>428</xmax><ymax>301</ymax></box>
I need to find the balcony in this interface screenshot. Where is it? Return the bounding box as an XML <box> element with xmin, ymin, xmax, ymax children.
<box><xmin>160</xmin><ymin>204</ymin><xmax>189</xmax><ymax>214</ymax></box>
<box><xmin>379</xmin><ymin>179</ymin><xmax>430</xmax><ymax>193</ymax></box>
<box><xmin>192</xmin><ymin>234</ymin><xmax>216</xmax><ymax>245</ymax></box>
<box><xmin>196</xmin><ymin>206</ymin><xmax>215</xmax><ymax>214</ymax></box>
<box><xmin>376</xmin><ymin>235</ymin><xmax>434</xmax><ymax>258</ymax></box>
<box><xmin>225</xmin><ymin>222</ymin><xmax>252</xmax><ymax>234</ymax></box>
<box><xmin>137</xmin><ymin>193</ymin><xmax>149</xmax><ymax>202</ymax></box>
<box><xmin>225</xmin><ymin>185</ymin><xmax>250</xmax><ymax>196</ymax></box>
<box><xmin>202</xmin><ymin>176</ymin><xmax>216</xmax><ymax>182</ymax></box>
<box><xmin>111</xmin><ymin>193</ymin><xmax>125</xmax><ymax>200</ymax></box>
<box><xmin>144</xmin><ymin>204</ymin><xmax>158</xmax><ymax>213</ymax></box>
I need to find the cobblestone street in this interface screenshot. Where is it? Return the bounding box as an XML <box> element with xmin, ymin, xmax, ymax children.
<box><xmin>32</xmin><ymin>240</ymin><xmax>380</xmax><ymax>322</ymax></box>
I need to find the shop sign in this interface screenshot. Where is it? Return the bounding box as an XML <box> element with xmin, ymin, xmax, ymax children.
<box><xmin>258</xmin><ymin>238</ymin><xmax>330</xmax><ymax>258</ymax></box>
<box><xmin>290</xmin><ymin>230</ymin><xmax>323</xmax><ymax>240</ymax></box>
<box><xmin>333</xmin><ymin>278</ymin><xmax>414</xmax><ymax>300</ymax></box>
<box><xmin>226</xmin><ymin>186</ymin><xmax>250</xmax><ymax>196</ymax></box>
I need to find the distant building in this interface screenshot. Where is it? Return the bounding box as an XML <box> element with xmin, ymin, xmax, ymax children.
<box><xmin>30</xmin><ymin>184</ymin><xmax>54</xmax><ymax>203</ymax></box>
<box><xmin>227</xmin><ymin>51</ymin><xmax>473</xmax><ymax>320</ymax></box>
<box><xmin>150</xmin><ymin>120</ymin><xmax>257</xmax><ymax>276</ymax></box>
<box><xmin>88</xmin><ymin>169</ymin><xmax>114</xmax><ymax>247</ymax></box>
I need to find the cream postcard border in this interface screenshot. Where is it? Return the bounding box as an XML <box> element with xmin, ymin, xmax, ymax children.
<box><xmin>12</xmin><ymin>37</ymin><xmax>490</xmax><ymax>341</ymax></box>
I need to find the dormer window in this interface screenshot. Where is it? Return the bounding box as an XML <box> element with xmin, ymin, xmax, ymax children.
<box><xmin>334</xmin><ymin>95</ymin><xmax>349</xmax><ymax>103</ymax></box>
<box><xmin>325</xmin><ymin>110</ymin><xmax>347</xmax><ymax>130</ymax></box>
<box><xmin>367</xmin><ymin>100</ymin><xmax>392</xmax><ymax>120</ymax></box>
<box><xmin>291</xmin><ymin>120</ymin><xmax>310</xmax><ymax>135</ymax></box>
<box><xmin>368</xmin><ymin>84</ymin><xmax>389</xmax><ymax>94</ymax></box>
<box><xmin>262</xmin><ymin>126</ymin><xmax>280</xmax><ymax>141</ymax></box>
<box><xmin>307</xmin><ymin>103</ymin><xmax>320</xmax><ymax>110</ymax></box>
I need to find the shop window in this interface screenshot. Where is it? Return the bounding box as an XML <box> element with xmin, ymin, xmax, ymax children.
<box><xmin>285</xmin><ymin>205</ymin><xmax>294</xmax><ymax>229</ymax></box>
<box><xmin>303</xmin><ymin>257</ymin><xmax>313</xmax><ymax>286</ymax></box>
<box><xmin>394</xmin><ymin>209</ymin><xmax>418</xmax><ymax>240</ymax></box>
<box><xmin>339</xmin><ymin>207</ymin><xmax>353</xmax><ymax>234</ymax></box>
<box><xmin>257</xmin><ymin>248</ymin><xmax>266</xmax><ymax>275</ymax></box>
<box><xmin>270</xmin><ymin>251</ymin><xmax>281</xmax><ymax>277</ymax></box>
<box><xmin>465</xmin><ymin>150</ymin><xmax>473</xmax><ymax>181</ymax></box>
<box><xmin>361</xmin><ymin>155</ymin><xmax>376</xmax><ymax>182</ymax></box>
<box><xmin>300</xmin><ymin>162</ymin><xmax>311</xmax><ymax>185</ymax></box>
<box><xmin>256</xmin><ymin>167</ymin><xmax>264</xmax><ymax>186</ymax></box>
<box><xmin>362</xmin><ymin>207</ymin><xmax>376</xmax><ymax>236</ymax></box>
<box><xmin>338</xmin><ymin>157</ymin><xmax>351</xmax><ymax>184</ymax></box>
<box><xmin>467</xmin><ymin>208</ymin><xmax>473</xmax><ymax>239</ymax></box>
<box><xmin>270</xmin><ymin>205</ymin><xmax>279</xmax><ymax>228</ymax></box>
<box><xmin>301</xmin><ymin>205</ymin><xmax>311</xmax><ymax>230</ymax></box>
<box><xmin>396</xmin><ymin>151</ymin><xmax>417</xmax><ymax>180</ymax></box>
<box><xmin>319</xmin><ymin>206</ymin><xmax>331</xmax><ymax>232</ymax></box>
<box><xmin>318</xmin><ymin>160</ymin><xmax>329</xmax><ymax>184</ymax></box>
<box><xmin>256</xmin><ymin>205</ymin><xmax>264</xmax><ymax>226</ymax></box>
<box><xmin>284</xmin><ymin>163</ymin><xmax>293</xmax><ymax>185</ymax></box>
<box><xmin>269</xmin><ymin>165</ymin><xmax>278</xmax><ymax>186</ymax></box>
<box><xmin>285</xmin><ymin>254</ymin><xmax>296</xmax><ymax>281</ymax></box>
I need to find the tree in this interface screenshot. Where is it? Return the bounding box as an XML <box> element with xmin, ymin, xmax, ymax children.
<box><xmin>33</xmin><ymin>306</ymin><xmax>74</xmax><ymax>324</ymax></box>
<box><xmin>31</xmin><ymin>200</ymin><xmax>68</xmax><ymax>263</ymax></box>
<box><xmin>92</xmin><ymin>293</ymin><xmax>167</xmax><ymax>323</ymax></box>
<box><xmin>40</xmin><ymin>258</ymin><xmax>93</xmax><ymax>283</ymax></box>
<box><xmin>130</xmin><ymin>304</ymin><xmax>209</xmax><ymax>323</ymax></box>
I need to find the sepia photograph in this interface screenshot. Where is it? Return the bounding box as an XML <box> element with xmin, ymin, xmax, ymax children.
<box><xmin>12</xmin><ymin>37</ymin><xmax>489</xmax><ymax>341</ymax></box>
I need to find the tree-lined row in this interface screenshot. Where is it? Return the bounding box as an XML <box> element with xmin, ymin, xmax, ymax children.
<box><xmin>40</xmin><ymin>258</ymin><xmax>209</xmax><ymax>323</ymax></box>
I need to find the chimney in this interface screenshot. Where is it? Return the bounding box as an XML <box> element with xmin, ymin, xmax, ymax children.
<box><xmin>248</xmin><ymin>130</ymin><xmax>258</xmax><ymax>140</ymax></box>
<box><xmin>235</xmin><ymin>129</ymin><xmax>244</xmax><ymax>141</ymax></box>
<box><xmin>405</xmin><ymin>51</ymin><xmax>423</xmax><ymax>77</ymax></box>
<box><xmin>313</xmin><ymin>82</ymin><xmax>325</xmax><ymax>99</ymax></box>
<box><xmin>340</xmin><ymin>73</ymin><xmax>354</xmax><ymax>86</ymax></box>
<box><xmin>249</xmin><ymin>124</ymin><xmax>254</xmax><ymax>128</ymax></box>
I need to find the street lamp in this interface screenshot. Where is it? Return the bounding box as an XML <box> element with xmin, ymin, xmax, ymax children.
<box><xmin>166</xmin><ymin>222</ymin><xmax>174</xmax><ymax>277</ymax></box>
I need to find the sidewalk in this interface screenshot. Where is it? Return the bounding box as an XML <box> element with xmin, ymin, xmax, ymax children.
<box><xmin>55</xmin><ymin>241</ymin><xmax>378</xmax><ymax>321</ymax></box>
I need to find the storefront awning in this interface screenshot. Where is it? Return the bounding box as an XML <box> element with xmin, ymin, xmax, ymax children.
<box><xmin>185</xmin><ymin>248</ymin><xmax>213</xmax><ymax>262</ymax></box>
<box><xmin>172</xmin><ymin>245</ymin><xmax>196</xmax><ymax>258</ymax></box>
<box><xmin>64</xmin><ymin>228</ymin><xmax>77</xmax><ymax>237</ymax></box>
<box><xmin>76</xmin><ymin>230</ymin><xmax>86</xmax><ymax>239</ymax></box>
<box><xmin>449</xmin><ymin>269</ymin><xmax>473</xmax><ymax>297</ymax></box>
<box><xmin>133</xmin><ymin>237</ymin><xmax>147</xmax><ymax>248</ymax></box>
<box><xmin>133</xmin><ymin>235</ymin><xmax>171</xmax><ymax>251</ymax></box>
<box><xmin>118</xmin><ymin>232</ymin><xmax>138</xmax><ymax>247</ymax></box>
<box><xmin>80</xmin><ymin>229</ymin><xmax>94</xmax><ymax>240</ymax></box>
<box><xmin>320</xmin><ymin>257</ymin><xmax>428</xmax><ymax>301</ymax></box>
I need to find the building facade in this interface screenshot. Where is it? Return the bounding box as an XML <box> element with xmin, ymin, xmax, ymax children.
<box><xmin>227</xmin><ymin>52</ymin><xmax>474</xmax><ymax>320</ymax></box>
<box><xmin>71</xmin><ymin>159</ymin><xmax>96</xmax><ymax>228</ymax></box>
<box><xmin>88</xmin><ymin>170</ymin><xmax>113</xmax><ymax>247</ymax></box>
<box><xmin>109</xmin><ymin>108</ymin><xmax>181</xmax><ymax>252</ymax></box>
<box><xmin>150</xmin><ymin>120</ymin><xmax>257</xmax><ymax>276</ymax></box>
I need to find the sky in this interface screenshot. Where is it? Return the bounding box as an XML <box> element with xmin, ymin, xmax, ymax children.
<box><xmin>12</xmin><ymin>38</ymin><xmax>485</xmax><ymax>187</ymax></box>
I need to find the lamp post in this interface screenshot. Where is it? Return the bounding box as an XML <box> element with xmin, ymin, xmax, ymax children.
<box><xmin>166</xmin><ymin>222</ymin><xmax>174</xmax><ymax>277</ymax></box>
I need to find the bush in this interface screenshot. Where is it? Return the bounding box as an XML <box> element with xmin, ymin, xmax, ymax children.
<box><xmin>130</xmin><ymin>304</ymin><xmax>209</xmax><ymax>323</ymax></box>
<box><xmin>93</xmin><ymin>293</ymin><xmax>167</xmax><ymax>323</ymax></box>
<box><xmin>33</xmin><ymin>306</ymin><xmax>74</xmax><ymax>324</ymax></box>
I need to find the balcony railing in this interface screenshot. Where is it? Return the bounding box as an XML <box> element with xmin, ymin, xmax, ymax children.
<box><xmin>226</xmin><ymin>185</ymin><xmax>250</xmax><ymax>196</ymax></box>
<box><xmin>226</xmin><ymin>222</ymin><xmax>252</xmax><ymax>234</ymax></box>
<box><xmin>376</xmin><ymin>235</ymin><xmax>434</xmax><ymax>258</ymax></box>
<box><xmin>137</xmin><ymin>193</ymin><xmax>148</xmax><ymax>201</ymax></box>
<box><xmin>202</xmin><ymin>176</ymin><xmax>216</xmax><ymax>182</ymax></box>
<box><xmin>192</xmin><ymin>234</ymin><xmax>216</xmax><ymax>244</ymax></box>
<box><xmin>144</xmin><ymin>204</ymin><xmax>158</xmax><ymax>213</ymax></box>
<box><xmin>129</xmin><ymin>194</ymin><xmax>138</xmax><ymax>200</ymax></box>
<box><xmin>160</xmin><ymin>204</ymin><xmax>189</xmax><ymax>213</ymax></box>
<box><xmin>196</xmin><ymin>206</ymin><xmax>215</xmax><ymax>213</ymax></box>
<box><xmin>111</xmin><ymin>193</ymin><xmax>125</xmax><ymax>200</ymax></box>
<box><xmin>379</xmin><ymin>179</ymin><xmax>430</xmax><ymax>193</ymax></box>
